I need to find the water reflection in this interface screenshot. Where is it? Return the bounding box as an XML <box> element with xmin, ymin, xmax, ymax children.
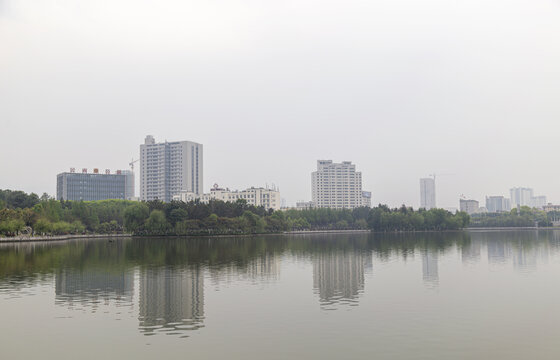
<box><xmin>421</xmin><ymin>249</ymin><xmax>439</xmax><ymax>286</ymax></box>
<box><xmin>461</xmin><ymin>239</ymin><xmax>481</xmax><ymax>265</ymax></box>
<box><xmin>312</xmin><ymin>249</ymin><xmax>372</xmax><ymax>307</ymax></box>
<box><xmin>139</xmin><ymin>266</ymin><xmax>204</xmax><ymax>336</ymax></box>
<box><xmin>3</xmin><ymin>230</ymin><xmax>560</xmax><ymax>339</ymax></box>
<box><xmin>55</xmin><ymin>268</ymin><xmax>134</xmax><ymax>309</ymax></box>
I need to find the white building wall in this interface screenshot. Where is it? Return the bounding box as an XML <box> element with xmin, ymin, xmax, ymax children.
<box><xmin>140</xmin><ymin>135</ymin><xmax>203</xmax><ymax>202</ymax></box>
<box><xmin>173</xmin><ymin>186</ymin><xmax>281</xmax><ymax>211</ymax></box>
<box><xmin>420</xmin><ymin>178</ymin><xmax>436</xmax><ymax>209</ymax></box>
<box><xmin>460</xmin><ymin>199</ymin><xmax>479</xmax><ymax>215</ymax></box>
<box><xmin>311</xmin><ymin>160</ymin><xmax>370</xmax><ymax>209</ymax></box>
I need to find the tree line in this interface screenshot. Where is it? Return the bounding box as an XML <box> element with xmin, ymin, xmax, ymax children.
<box><xmin>470</xmin><ymin>207</ymin><xmax>559</xmax><ymax>228</ymax></box>
<box><xmin>0</xmin><ymin>189</ymin><xmax>470</xmax><ymax>237</ymax></box>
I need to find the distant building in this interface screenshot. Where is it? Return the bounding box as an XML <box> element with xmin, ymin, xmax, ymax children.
<box><xmin>460</xmin><ymin>199</ymin><xmax>479</xmax><ymax>215</ymax></box>
<box><xmin>311</xmin><ymin>160</ymin><xmax>371</xmax><ymax>209</ymax></box>
<box><xmin>530</xmin><ymin>196</ymin><xmax>547</xmax><ymax>209</ymax></box>
<box><xmin>56</xmin><ymin>169</ymin><xmax>134</xmax><ymax>201</ymax></box>
<box><xmin>509</xmin><ymin>187</ymin><xmax>547</xmax><ymax>209</ymax></box>
<box><xmin>485</xmin><ymin>196</ymin><xmax>511</xmax><ymax>213</ymax></box>
<box><xmin>173</xmin><ymin>184</ymin><xmax>281</xmax><ymax>210</ymax></box>
<box><xmin>510</xmin><ymin>187</ymin><xmax>533</xmax><ymax>207</ymax></box>
<box><xmin>543</xmin><ymin>204</ymin><xmax>560</xmax><ymax>213</ymax></box>
<box><xmin>420</xmin><ymin>178</ymin><xmax>436</xmax><ymax>209</ymax></box>
<box><xmin>140</xmin><ymin>135</ymin><xmax>203</xmax><ymax>202</ymax></box>
<box><xmin>296</xmin><ymin>201</ymin><xmax>315</xmax><ymax>209</ymax></box>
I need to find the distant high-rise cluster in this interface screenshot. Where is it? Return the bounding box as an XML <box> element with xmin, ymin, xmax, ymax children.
<box><xmin>140</xmin><ymin>135</ymin><xmax>203</xmax><ymax>202</ymax></box>
<box><xmin>509</xmin><ymin>187</ymin><xmax>547</xmax><ymax>208</ymax></box>
<box><xmin>311</xmin><ymin>160</ymin><xmax>371</xmax><ymax>209</ymax></box>
<box><xmin>419</xmin><ymin>178</ymin><xmax>436</xmax><ymax>210</ymax></box>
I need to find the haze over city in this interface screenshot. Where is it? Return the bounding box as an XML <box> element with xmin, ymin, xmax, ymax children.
<box><xmin>2</xmin><ymin>0</ymin><xmax>560</xmax><ymax>208</ymax></box>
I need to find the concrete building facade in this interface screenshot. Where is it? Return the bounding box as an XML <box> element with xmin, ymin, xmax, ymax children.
<box><xmin>420</xmin><ymin>178</ymin><xmax>436</xmax><ymax>210</ymax></box>
<box><xmin>509</xmin><ymin>187</ymin><xmax>547</xmax><ymax>209</ymax></box>
<box><xmin>485</xmin><ymin>196</ymin><xmax>511</xmax><ymax>213</ymax></box>
<box><xmin>173</xmin><ymin>184</ymin><xmax>281</xmax><ymax>210</ymax></box>
<box><xmin>509</xmin><ymin>187</ymin><xmax>534</xmax><ymax>207</ymax></box>
<box><xmin>140</xmin><ymin>135</ymin><xmax>203</xmax><ymax>202</ymax></box>
<box><xmin>56</xmin><ymin>169</ymin><xmax>134</xmax><ymax>201</ymax></box>
<box><xmin>311</xmin><ymin>160</ymin><xmax>371</xmax><ymax>209</ymax></box>
<box><xmin>460</xmin><ymin>199</ymin><xmax>479</xmax><ymax>215</ymax></box>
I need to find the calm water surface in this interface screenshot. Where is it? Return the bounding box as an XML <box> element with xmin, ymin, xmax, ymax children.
<box><xmin>1</xmin><ymin>231</ymin><xmax>560</xmax><ymax>359</ymax></box>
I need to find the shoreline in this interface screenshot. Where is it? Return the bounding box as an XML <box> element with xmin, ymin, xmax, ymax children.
<box><xmin>0</xmin><ymin>233</ymin><xmax>131</xmax><ymax>243</ymax></box>
<box><xmin>3</xmin><ymin>227</ymin><xmax>560</xmax><ymax>243</ymax></box>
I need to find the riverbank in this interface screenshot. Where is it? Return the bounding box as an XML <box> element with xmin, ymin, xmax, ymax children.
<box><xmin>466</xmin><ymin>227</ymin><xmax>560</xmax><ymax>231</ymax></box>
<box><xmin>0</xmin><ymin>233</ymin><xmax>131</xmax><ymax>243</ymax></box>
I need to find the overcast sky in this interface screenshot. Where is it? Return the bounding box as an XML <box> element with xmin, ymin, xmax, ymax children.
<box><xmin>1</xmin><ymin>0</ymin><xmax>559</xmax><ymax>208</ymax></box>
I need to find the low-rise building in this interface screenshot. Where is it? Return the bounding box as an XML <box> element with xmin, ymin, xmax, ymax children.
<box><xmin>296</xmin><ymin>201</ymin><xmax>315</xmax><ymax>210</ymax></box>
<box><xmin>173</xmin><ymin>184</ymin><xmax>281</xmax><ymax>210</ymax></box>
<box><xmin>459</xmin><ymin>199</ymin><xmax>479</xmax><ymax>215</ymax></box>
<box><xmin>57</xmin><ymin>168</ymin><xmax>134</xmax><ymax>201</ymax></box>
<box><xmin>543</xmin><ymin>204</ymin><xmax>560</xmax><ymax>213</ymax></box>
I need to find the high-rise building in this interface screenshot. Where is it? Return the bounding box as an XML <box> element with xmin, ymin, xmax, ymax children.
<box><xmin>460</xmin><ymin>199</ymin><xmax>479</xmax><ymax>215</ymax></box>
<box><xmin>530</xmin><ymin>196</ymin><xmax>547</xmax><ymax>209</ymax></box>
<box><xmin>419</xmin><ymin>178</ymin><xmax>436</xmax><ymax>209</ymax></box>
<box><xmin>311</xmin><ymin>160</ymin><xmax>371</xmax><ymax>209</ymax></box>
<box><xmin>509</xmin><ymin>187</ymin><xmax>533</xmax><ymax>207</ymax></box>
<box><xmin>509</xmin><ymin>187</ymin><xmax>547</xmax><ymax>209</ymax></box>
<box><xmin>173</xmin><ymin>184</ymin><xmax>281</xmax><ymax>210</ymax></box>
<box><xmin>56</xmin><ymin>169</ymin><xmax>134</xmax><ymax>201</ymax></box>
<box><xmin>485</xmin><ymin>196</ymin><xmax>511</xmax><ymax>213</ymax></box>
<box><xmin>140</xmin><ymin>135</ymin><xmax>203</xmax><ymax>202</ymax></box>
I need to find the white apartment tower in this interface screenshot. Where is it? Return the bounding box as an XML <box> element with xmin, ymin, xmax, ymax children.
<box><xmin>140</xmin><ymin>135</ymin><xmax>203</xmax><ymax>202</ymax></box>
<box><xmin>420</xmin><ymin>178</ymin><xmax>436</xmax><ymax>210</ymax></box>
<box><xmin>311</xmin><ymin>160</ymin><xmax>371</xmax><ymax>209</ymax></box>
<box><xmin>509</xmin><ymin>187</ymin><xmax>533</xmax><ymax>207</ymax></box>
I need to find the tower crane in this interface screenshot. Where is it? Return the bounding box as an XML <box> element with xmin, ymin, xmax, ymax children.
<box><xmin>129</xmin><ymin>158</ymin><xmax>139</xmax><ymax>172</ymax></box>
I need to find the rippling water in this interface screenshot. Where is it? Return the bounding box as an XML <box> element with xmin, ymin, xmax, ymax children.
<box><xmin>1</xmin><ymin>231</ymin><xmax>560</xmax><ymax>359</ymax></box>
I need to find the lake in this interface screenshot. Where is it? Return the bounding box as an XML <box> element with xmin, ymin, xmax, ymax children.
<box><xmin>1</xmin><ymin>230</ymin><xmax>560</xmax><ymax>359</ymax></box>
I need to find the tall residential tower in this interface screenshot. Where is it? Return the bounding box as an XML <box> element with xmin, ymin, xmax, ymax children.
<box><xmin>311</xmin><ymin>160</ymin><xmax>371</xmax><ymax>209</ymax></box>
<box><xmin>140</xmin><ymin>135</ymin><xmax>203</xmax><ymax>202</ymax></box>
<box><xmin>420</xmin><ymin>178</ymin><xmax>436</xmax><ymax>209</ymax></box>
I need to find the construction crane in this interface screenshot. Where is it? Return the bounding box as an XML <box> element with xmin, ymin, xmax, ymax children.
<box><xmin>129</xmin><ymin>158</ymin><xmax>139</xmax><ymax>172</ymax></box>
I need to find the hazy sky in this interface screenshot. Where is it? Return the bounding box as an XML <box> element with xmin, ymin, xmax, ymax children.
<box><xmin>1</xmin><ymin>0</ymin><xmax>560</xmax><ymax>208</ymax></box>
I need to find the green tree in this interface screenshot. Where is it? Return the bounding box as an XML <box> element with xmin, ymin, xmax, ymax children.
<box><xmin>145</xmin><ymin>210</ymin><xmax>170</xmax><ymax>235</ymax></box>
<box><xmin>123</xmin><ymin>203</ymin><xmax>150</xmax><ymax>233</ymax></box>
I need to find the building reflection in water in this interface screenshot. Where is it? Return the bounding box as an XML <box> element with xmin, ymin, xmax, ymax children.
<box><xmin>312</xmin><ymin>250</ymin><xmax>372</xmax><ymax>307</ymax></box>
<box><xmin>55</xmin><ymin>268</ymin><xmax>134</xmax><ymax>309</ymax></box>
<box><xmin>138</xmin><ymin>266</ymin><xmax>204</xmax><ymax>337</ymax></box>
<box><xmin>421</xmin><ymin>249</ymin><xmax>439</xmax><ymax>287</ymax></box>
<box><xmin>461</xmin><ymin>239</ymin><xmax>482</xmax><ymax>265</ymax></box>
<box><xmin>209</xmin><ymin>253</ymin><xmax>281</xmax><ymax>285</ymax></box>
<box><xmin>487</xmin><ymin>239</ymin><xmax>511</xmax><ymax>265</ymax></box>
